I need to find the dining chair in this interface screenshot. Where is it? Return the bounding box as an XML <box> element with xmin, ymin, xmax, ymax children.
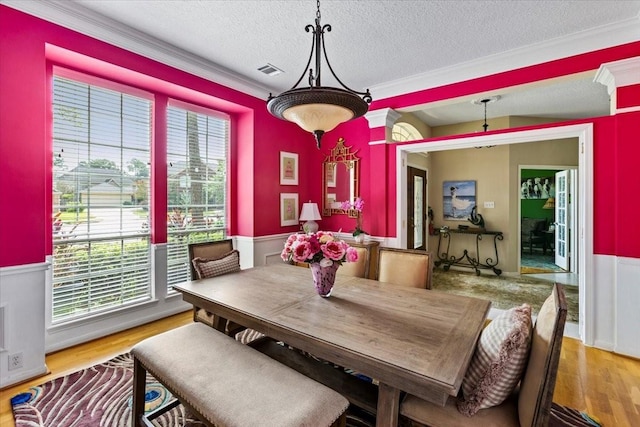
<box><xmin>400</xmin><ymin>283</ymin><xmax>567</xmax><ymax>427</ymax></box>
<box><xmin>376</xmin><ymin>247</ymin><xmax>434</xmax><ymax>289</ymax></box>
<box><xmin>337</xmin><ymin>245</ymin><xmax>370</xmax><ymax>279</ymax></box>
<box><xmin>187</xmin><ymin>240</ymin><xmax>247</xmax><ymax>337</ymax></box>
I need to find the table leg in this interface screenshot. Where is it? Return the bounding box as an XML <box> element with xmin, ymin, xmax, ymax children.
<box><xmin>376</xmin><ymin>382</ymin><xmax>401</xmax><ymax>427</ymax></box>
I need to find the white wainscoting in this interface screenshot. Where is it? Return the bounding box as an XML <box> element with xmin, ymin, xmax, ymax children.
<box><xmin>592</xmin><ymin>254</ymin><xmax>616</xmax><ymax>351</ymax></box>
<box><xmin>615</xmin><ymin>256</ymin><xmax>640</xmax><ymax>357</ymax></box>
<box><xmin>0</xmin><ymin>262</ymin><xmax>49</xmax><ymax>388</ymax></box>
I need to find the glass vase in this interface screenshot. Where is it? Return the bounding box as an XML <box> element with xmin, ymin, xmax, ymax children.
<box><xmin>310</xmin><ymin>262</ymin><xmax>339</xmax><ymax>297</ymax></box>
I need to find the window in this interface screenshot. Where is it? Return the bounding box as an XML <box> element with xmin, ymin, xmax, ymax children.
<box><xmin>52</xmin><ymin>76</ymin><xmax>152</xmax><ymax>323</ymax></box>
<box><xmin>166</xmin><ymin>105</ymin><xmax>229</xmax><ymax>287</ymax></box>
<box><xmin>392</xmin><ymin>122</ymin><xmax>423</xmax><ymax>142</ymax></box>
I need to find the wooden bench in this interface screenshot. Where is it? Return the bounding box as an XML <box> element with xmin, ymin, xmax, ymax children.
<box><xmin>131</xmin><ymin>323</ymin><xmax>349</xmax><ymax>427</ymax></box>
<box><xmin>249</xmin><ymin>338</ymin><xmax>379</xmax><ymax>417</ymax></box>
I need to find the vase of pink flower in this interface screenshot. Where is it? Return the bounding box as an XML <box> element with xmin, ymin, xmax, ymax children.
<box><xmin>340</xmin><ymin>197</ymin><xmax>367</xmax><ymax>243</ymax></box>
<box><xmin>281</xmin><ymin>231</ymin><xmax>359</xmax><ymax>297</ymax></box>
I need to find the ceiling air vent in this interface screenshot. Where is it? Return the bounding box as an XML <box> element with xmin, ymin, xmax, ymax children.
<box><xmin>258</xmin><ymin>63</ymin><xmax>283</xmax><ymax>76</ymax></box>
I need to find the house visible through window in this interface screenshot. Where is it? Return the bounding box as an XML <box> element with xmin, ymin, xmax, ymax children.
<box><xmin>52</xmin><ymin>75</ymin><xmax>152</xmax><ymax>323</ymax></box>
<box><xmin>166</xmin><ymin>104</ymin><xmax>229</xmax><ymax>288</ymax></box>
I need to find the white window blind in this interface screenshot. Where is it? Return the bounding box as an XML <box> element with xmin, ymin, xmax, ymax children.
<box><xmin>166</xmin><ymin>105</ymin><xmax>229</xmax><ymax>287</ymax></box>
<box><xmin>52</xmin><ymin>75</ymin><xmax>152</xmax><ymax>323</ymax></box>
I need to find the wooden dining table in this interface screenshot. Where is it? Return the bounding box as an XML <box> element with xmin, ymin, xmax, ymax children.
<box><xmin>173</xmin><ymin>263</ymin><xmax>490</xmax><ymax>427</ymax></box>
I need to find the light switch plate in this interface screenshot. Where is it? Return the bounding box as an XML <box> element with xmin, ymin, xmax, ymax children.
<box><xmin>484</xmin><ymin>201</ymin><xmax>495</xmax><ymax>208</ymax></box>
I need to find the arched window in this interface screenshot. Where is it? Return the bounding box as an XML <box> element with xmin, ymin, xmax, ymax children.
<box><xmin>392</xmin><ymin>122</ymin><xmax>423</xmax><ymax>142</ymax></box>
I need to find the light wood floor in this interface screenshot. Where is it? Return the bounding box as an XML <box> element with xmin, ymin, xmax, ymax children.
<box><xmin>1</xmin><ymin>311</ymin><xmax>639</xmax><ymax>426</ymax></box>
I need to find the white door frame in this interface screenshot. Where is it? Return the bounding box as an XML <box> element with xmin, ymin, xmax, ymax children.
<box><xmin>395</xmin><ymin>123</ymin><xmax>594</xmax><ymax>344</ymax></box>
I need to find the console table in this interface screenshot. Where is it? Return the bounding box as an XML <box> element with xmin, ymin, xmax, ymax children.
<box><xmin>434</xmin><ymin>228</ymin><xmax>503</xmax><ymax>276</ymax></box>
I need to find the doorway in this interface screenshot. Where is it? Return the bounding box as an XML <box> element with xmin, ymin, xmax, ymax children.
<box><xmin>519</xmin><ymin>166</ymin><xmax>578</xmax><ymax>276</ymax></box>
<box><xmin>396</xmin><ymin>124</ymin><xmax>594</xmax><ymax>343</ymax></box>
<box><xmin>407</xmin><ymin>166</ymin><xmax>427</xmax><ymax>250</ymax></box>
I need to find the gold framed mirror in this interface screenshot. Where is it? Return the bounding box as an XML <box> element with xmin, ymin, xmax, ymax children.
<box><xmin>322</xmin><ymin>137</ymin><xmax>360</xmax><ymax>217</ymax></box>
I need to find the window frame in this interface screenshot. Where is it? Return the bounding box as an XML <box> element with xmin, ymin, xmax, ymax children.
<box><xmin>50</xmin><ymin>71</ymin><xmax>154</xmax><ymax>325</ymax></box>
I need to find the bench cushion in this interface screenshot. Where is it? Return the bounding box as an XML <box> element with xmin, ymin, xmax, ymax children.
<box><xmin>132</xmin><ymin>323</ymin><xmax>349</xmax><ymax>427</ymax></box>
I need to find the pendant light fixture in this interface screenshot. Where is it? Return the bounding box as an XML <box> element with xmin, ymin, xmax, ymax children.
<box><xmin>267</xmin><ymin>0</ymin><xmax>372</xmax><ymax>149</ymax></box>
<box><xmin>472</xmin><ymin>96</ymin><xmax>500</xmax><ymax>132</ymax></box>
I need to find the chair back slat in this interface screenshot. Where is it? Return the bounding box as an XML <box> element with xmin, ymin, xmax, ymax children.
<box><xmin>188</xmin><ymin>239</ymin><xmax>234</xmax><ymax>280</ymax></box>
<box><xmin>376</xmin><ymin>247</ymin><xmax>433</xmax><ymax>289</ymax></box>
<box><xmin>518</xmin><ymin>283</ymin><xmax>567</xmax><ymax>427</ymax></box>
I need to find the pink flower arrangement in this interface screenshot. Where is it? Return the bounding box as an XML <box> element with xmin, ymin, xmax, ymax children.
<box><xmin>281</xmin><ymin>231</ymin><xmax>359</xmax><ymax>267</ymax></box>
<box><xmin>340</xmin><ymin>197</ymin><xmax>367</xmax><ymax>237</ymax></box>
<box><xmin>340</xmin><ymin>197</ymin><xmax>365</xmax><ymax>212</ymax></box>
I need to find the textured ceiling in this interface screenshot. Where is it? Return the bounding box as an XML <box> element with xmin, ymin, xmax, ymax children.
<box><xmin>6</xmin><ymin>0</ymin><xmax>640</xmax><ymax>126</ymax></box>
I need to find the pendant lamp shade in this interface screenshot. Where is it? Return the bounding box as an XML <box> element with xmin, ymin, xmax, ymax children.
<box><xmin>266</xmin><ymin>1</ymin><xmax>372</xmax><ymax>148</ymax></box>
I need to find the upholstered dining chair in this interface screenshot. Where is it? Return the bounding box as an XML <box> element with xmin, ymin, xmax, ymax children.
<box><xmin>376</xmin><ymin>247</ymin><xmax>434</xmax><ymax>289</ymax></box>
<box><xmin>187</xmin><ymin>240</ymin><xmax>247</xmax><ymax>337</ymax></box>
<box><xmin>188</xmin><ymin>239</ymin><xmax>234</xmax><ymax>280</ymax></box>
<box><xmin>400</xmin><ymin>283</ymin><xmax>567</xmax><ymax>427</ymax></box>
<box><xmin>337</xmin><ymin>245</ymin><xmax>370</xmax><ymax>279</ymax></box>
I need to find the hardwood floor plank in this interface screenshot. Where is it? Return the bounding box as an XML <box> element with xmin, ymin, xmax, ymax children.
<box><xmin>2</xmin><ymin>312</ymin><xmax>639</xmax><ymax>427</ymax></box>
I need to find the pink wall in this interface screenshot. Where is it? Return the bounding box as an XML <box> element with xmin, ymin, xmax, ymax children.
<box><xmin>0</xmin><ymin>5</ymin><xmax>314</xmax><ymax>267</ymax></box>
<box><xmin>1</xmin><ymin>5</ymin><xmax>639</xmax><ymax>269</ymax></box>
<box><xmin>335</xmin><ymin>111</ymin><xmax>640</xmax><ymax>258</ymax></box>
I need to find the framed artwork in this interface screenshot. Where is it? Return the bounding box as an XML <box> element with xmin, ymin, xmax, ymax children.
<box><xmin>280</xmin><ymin>193</ymin><xmax>299</xmax><ymax>226</ymax></box>
<box><xmin>326</xmin><ymin>192</ymin><xmax>337</xmax><ymax>209</ymax></box>
<box><xmin>326</xmin><ymin>163</ymin><xmax>336</xmax><ymax>187</ymax></box>
<box><xmin>280</xmin><ymin>151</ymin><xmax>298</xmax><ymax>185</ymax></box>
<box><xmin>443</xmin><ymin>180</ymin><xmax>476</xmax><ymax>220</ymax></box>
<box><xmin>520</xmin><ymin>176</ymin><xmax>555</xmax><ymax>199</ymax></box>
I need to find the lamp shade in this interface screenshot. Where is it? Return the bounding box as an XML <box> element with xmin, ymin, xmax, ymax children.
<box><xmin>265</xmin><ymin>1</ymin><xmax>371</xmax><ymax>149</ymax></box>
<box><xmin>300</xmin><ymin>202</ymin><xmax>321</xmax><ymax>221</ymax></box>
<box><xmin>543</xmin><ymin>197</ymin><xmax>555</xmax><ymax>209</ymax></box>
<box><xmin>299</xmin><ymin>202</ymin><xmax>321</xmax><ymax>234</ymax></box>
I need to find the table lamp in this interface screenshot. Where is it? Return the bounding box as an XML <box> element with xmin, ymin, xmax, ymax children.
<box><xmin>299</xmin><ymin>202</ymin><xmax>321</xmax><ymax>233</ymax></box>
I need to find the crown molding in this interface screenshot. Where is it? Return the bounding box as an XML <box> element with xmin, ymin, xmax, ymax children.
<box><xmin>365</xmin><ymin>108</ymin><xmax>402</xmax><ymax>128</ymax></box>
<box><xmin>370</xmin><ymin>14</ymin><xmax>640</xmax><ymax>100</ymax></box>
<box><xmin>3</xmin><ymin>1</ymin><xmax>638</xmax><ymax>104</ymax></box>
<box><xmin>594</xmin><ymin>56</ymin><xmax>640</xmax><ymax>94</ymax></box>
<box><xmin>1</xmin><ymin>0</ymin><xmax>272</xmax><ymax>99</ymax></box>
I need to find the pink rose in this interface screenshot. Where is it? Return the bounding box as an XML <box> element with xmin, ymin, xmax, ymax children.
<box><xmin>292</xmin><ymin>241</ymin><xmax>312</xmax><ymax>262</ymax></box>
<box><xmin>321</xmin><ymin>240</ymin><xmax>346</xmax><ymax>261</ymax></box>
<box><xmin>345</xmin><ymin>247</ymin><xmax>359</xmax><ymax>262</ymax></box>
<box><xmin>281</xmin><ymin>246</ymin><xmax>292</xmax><ymax>261</ymax></box>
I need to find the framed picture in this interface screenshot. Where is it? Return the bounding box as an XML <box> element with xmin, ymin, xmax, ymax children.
<box><xmin>280</xmin><ymin>151</ymin><xmax>298</xmax><ymax>185</ymax></box>
<box><xmin>443</xmin><ymin>180</ymin><xmax>476</xmax><ymax>220</ymax></box>
<box><xmin>520</xmin><ymin>176</ymin><xmax>555</xmax><ymax>199</ymax></box>
<box><xmin>280</xmin><ymin>193</ymin><xmax>299</xmax><ymax>226</ymax></box>
<box><xmin>325</xmin><ymin>163</ymin><xmax>336</xmax><ymax>187</ymax></box>
<box><xmin>326</xmin><ymin>192</ymin><xmax>337</xmax><ymax>209</ymax></box>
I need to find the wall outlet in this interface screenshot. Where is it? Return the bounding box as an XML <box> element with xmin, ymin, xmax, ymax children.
<box><xmin>483</xmin><ymin>201</ymin><xmax>495</xmax><ymax>208</ymax></box>
<box><xmin>8</xmin><ymin>352</ymin><xmax>23</xmax><ymax>371</ymax></box>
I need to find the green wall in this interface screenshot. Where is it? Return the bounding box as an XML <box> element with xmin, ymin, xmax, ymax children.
<box><xmin>521</xmin><ymin>169</ymin><xmax>559</xmax><ymax>222</ymax></box>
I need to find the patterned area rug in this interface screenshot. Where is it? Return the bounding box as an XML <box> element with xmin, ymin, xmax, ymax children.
<box><xmin>521</xmin><ymin>252</ymin><xmax>565</xmax><ymax>273</ymax></box>
<box><xmin>10</xmin><ymin>352</ymin><xmax>365</xmax><ymax>427</ymax></box>
<box><xmin>11</xmin><ymin>352</ymin><xmax>601</xmax><ymax>427</ymax></box>
<box><xmin>10</xmin><ymin>353</ymin><xmax>204</xmax><ymax>427</ymax></box>
<box><xmin>432</xmin><ymin>268</ymin><xmax>579</xmax><ymax>322</ymax></box>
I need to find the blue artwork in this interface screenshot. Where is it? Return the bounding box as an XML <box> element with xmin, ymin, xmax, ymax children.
<box><xmin>443</xmin><ymin>180</ymin><xmax>476</xmax><ymax>220</ymax></box>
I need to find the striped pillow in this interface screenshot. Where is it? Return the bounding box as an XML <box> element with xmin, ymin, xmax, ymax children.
<box><xmin>192</xmin><ymin>250</ymin><xmax>240</xmax><ymax>279</ymax></box>
<box><xmin>458</xmin><ymin>304</ymin><xmax>533</xmax><ymax>416</ymax></box>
